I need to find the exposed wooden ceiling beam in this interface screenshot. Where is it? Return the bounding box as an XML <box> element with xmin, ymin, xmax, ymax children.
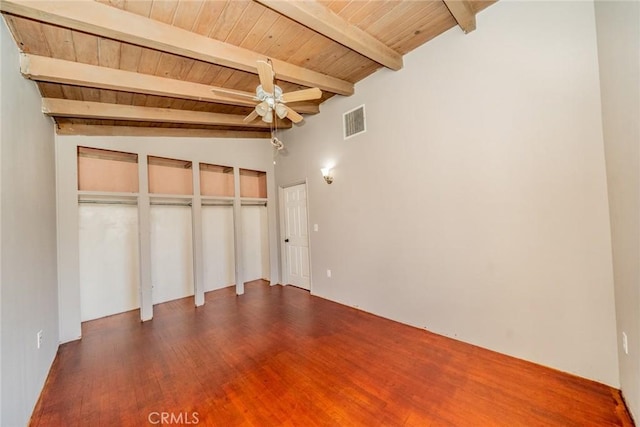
<box><xmin>20</xmin><ymin>54</ymin><xmax>319</xmax><ymax>115</ymax></box>
<box><xmin>42</xmin><ymin>98</ymin><xmax>291</xmax><ymax>129</ymax></box>
<box><xmin>443</xmin><ymin>0</ymin><xmax>477</xmax><ymax>34</ymax></box>
<box><xmin>255</xmin><ymin>0</ymin><xmax>403</xmax><ymax>71</ymax></box>
<box><xmin>0</xmin><ymin>0</ymin><xmax>354</xmax><ymax>95</ymax></box>
<box><xmin>57</xmin><ymin>123</ymin><xmax>270</xmax><ymax>139</ymax></box>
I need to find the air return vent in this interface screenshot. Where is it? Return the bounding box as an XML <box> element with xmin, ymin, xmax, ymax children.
<box><xmin>343</xmin><ymin>104</ymin><xmax>366</xmax><ymax>139</ymax></box>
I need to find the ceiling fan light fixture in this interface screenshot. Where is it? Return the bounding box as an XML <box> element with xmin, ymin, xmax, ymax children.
<box><xmin>275</xmin><ymin>104</ymin><xmax>288</xmax><ymax>119</ymax></box>
<box><xmin>255</xmin><ymin>101</ymin><xmax>269</xmax><ymax>117</ymax></box>
<box><xmin>242</xmin><ymin>60</ymin><xmax>320</xmax><ymax>125</ymax></box>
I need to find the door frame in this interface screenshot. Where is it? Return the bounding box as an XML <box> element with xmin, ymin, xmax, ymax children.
<box><xmin>278</xmin><ymin>179</ymin><xmax>312</xmax><ymax>291</ymax></box>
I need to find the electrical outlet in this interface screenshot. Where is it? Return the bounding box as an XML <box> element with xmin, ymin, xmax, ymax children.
<box><xmin>37</xmin><ymin>330</ymin><xmax>43</xmax><ymax>349</ymax></box>
<box><xmin>314</xmin><ymin>224</ymin><xmax>319</xmax><ymax>232</ymax></box>
<box><xmin>622</xmin><ymin>332</ymin><xmax>628</xmax><ymax>355</ymax></box>
<box><xmin>326</xmin><ymin>269</ymin><xmax>332</xmax><ymax>278</ymax></box>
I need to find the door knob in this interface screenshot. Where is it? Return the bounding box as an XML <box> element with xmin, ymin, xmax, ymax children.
<box><xmin>284</xmin><ymin>239</ymin><xmax>289</xmax><ymax>243</ymax></box>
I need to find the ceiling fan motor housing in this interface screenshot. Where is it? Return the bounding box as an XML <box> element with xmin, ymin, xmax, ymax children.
<box><xmin>256</xmin><ymin>85</ymin><xmax>283</xmax><ymax>103</ymax></box>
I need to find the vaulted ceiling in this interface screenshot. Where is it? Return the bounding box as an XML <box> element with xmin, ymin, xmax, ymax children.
<box><xmin>1</xmin><ymin>0</ymin><xmax>495</xmax><ymax>138</ymax></box>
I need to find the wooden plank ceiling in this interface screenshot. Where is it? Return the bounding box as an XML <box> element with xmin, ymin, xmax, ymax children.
<box><xmin>1</xmin><ymin>0</ymin><xmax>495</xmax><ymax>138</ymax></box>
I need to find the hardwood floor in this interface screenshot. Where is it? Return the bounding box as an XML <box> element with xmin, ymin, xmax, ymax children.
<box><xmin>31</xmin><ymin>280</ymin><xmax>633</xmax><ymax>426</ymax></box>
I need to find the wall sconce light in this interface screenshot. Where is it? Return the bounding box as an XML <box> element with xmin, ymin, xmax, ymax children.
<box><xmin>321</xmin><ymin>167</ymin><xmax>334</xmax><ymax>184</ymax></box>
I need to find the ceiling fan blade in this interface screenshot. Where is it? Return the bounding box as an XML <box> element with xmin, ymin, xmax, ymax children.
<box><xmin>257</xmin><ymin>60</ymin><xmax>275</xmax><ymax>94</ymax></box>
<box><xmin>282</xmin><ymin>105</ymin><xmax>304</xmax><ymax>124</ymax></box>
<box><xmin>243</xmin><ymin>110</ymin><xmax>259</xmax><ymax>123</ymax></box>
<box><xmin>281</xmin><ymin>88</ymin><xmax>322</xmax><ymax>103</ymax></box>
<box><xmin>211</xmin><ymin>87</ymin><xmax>257</xmax><ymax>101</ymax></box>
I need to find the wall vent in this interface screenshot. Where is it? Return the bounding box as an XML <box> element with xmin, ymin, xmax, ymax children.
<box><xmin>343</xmin><ymin>104</ymin><xmax>366</xmax><ymax>139</ymax></box>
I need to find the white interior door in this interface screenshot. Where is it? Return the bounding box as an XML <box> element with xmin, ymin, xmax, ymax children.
<box><xmin>202</xmin><ymin>205</ymin><xmax>235</xmax><ymax>292</ymax></box>
<box><xmin>79</xmin><ymin>203</ymin><xmax>140</xmax><ymax>321</ymax></box>
<box><xmin>283</xmin><ymin>184</ymin><xmax>310</xmax><ymax>290</ymax></box>
<box><xmin>150</xmin><ymin>205</ymin><xmax>194</xmax><ymax>304</ymax></box>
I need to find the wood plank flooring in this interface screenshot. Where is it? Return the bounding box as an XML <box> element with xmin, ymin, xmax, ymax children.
<box><xmin>30</xmin><ymin>280</ymin><xmax>634</xmax><ymax>426</ymax></box>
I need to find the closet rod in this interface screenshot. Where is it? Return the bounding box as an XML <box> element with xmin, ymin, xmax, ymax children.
<box><xmin>150</xmin><ymin>201</ymin><xmax>192</xmax><ymax>207</ymax></box>
<box><xmin>78</xmin><ymin>199</ymin><xmax>137</xmax><ymax>206</ymax></box>
<box><xmin>201</xmin><ymin>202</ymin><xmax>234</xmax><ymax>207</ymax></box>
<box><xmin>241</xmin><ymin>202</ymin><xmax>267</xmax><ymax>207</ymax></box>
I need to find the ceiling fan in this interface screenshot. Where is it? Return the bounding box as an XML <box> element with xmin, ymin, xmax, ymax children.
<box><xmin>212</xmin><ymin>60</ymin><xmax>322</xmax><ymax>125</ymax></box>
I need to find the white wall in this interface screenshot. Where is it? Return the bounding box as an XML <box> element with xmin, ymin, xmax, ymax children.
<box><xmin>1</xmin><ymin>19</ymin><xmax>59</xmax><ymax>426</ymax></box>
<box><xmin>595</xmin><ymin>0</ymin><xmax>640</xmax><ymax>420</ymax></box>
<box><xmin>275</xmin><ymin>0</ymin><xmax>619</xmax><ymax>386</ymax></box>
<box><xmin>0</xmin><ymin>21</ymin><xmax>3</xmax><ymax>425</ymax></box>
<box><xmin>56</xmin><ymin>134</ymin><xmax>280</xmax><ymax>342</ymax></box>
<box><xmin>241</xmin><ymin>205</ymin><xmax>270</xmax><ymax>281</ymax></box>
<box><xmin>150</xmin><ymin>205</ymin><xmax>194</xmax><ymax>304</ymax></box>
<box><xmin>202</xmin><ymin>206</ymin><xmax>235</xmax><ymax>291</ymax></box>
<box><xmin>79</xmin><ymin>204</ymin><xmax>140</xmax><ymax>321</ymax></box>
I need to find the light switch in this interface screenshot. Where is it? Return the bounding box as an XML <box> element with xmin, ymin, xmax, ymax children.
<box><xmin>313</xmin><ymin>224</ymin><xmax>319</xmax><ymax>232</ymax></box>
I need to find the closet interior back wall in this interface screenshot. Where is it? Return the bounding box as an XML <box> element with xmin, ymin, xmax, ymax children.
<box><xmin>202</xmin><ymin>205</ymin><xmax>235</xmax><ymax>292</ymax></box>
<box><xmin>79</xmin><ymin>203</ymin><xmax>140</xmax><ymax>321</ymax></box>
